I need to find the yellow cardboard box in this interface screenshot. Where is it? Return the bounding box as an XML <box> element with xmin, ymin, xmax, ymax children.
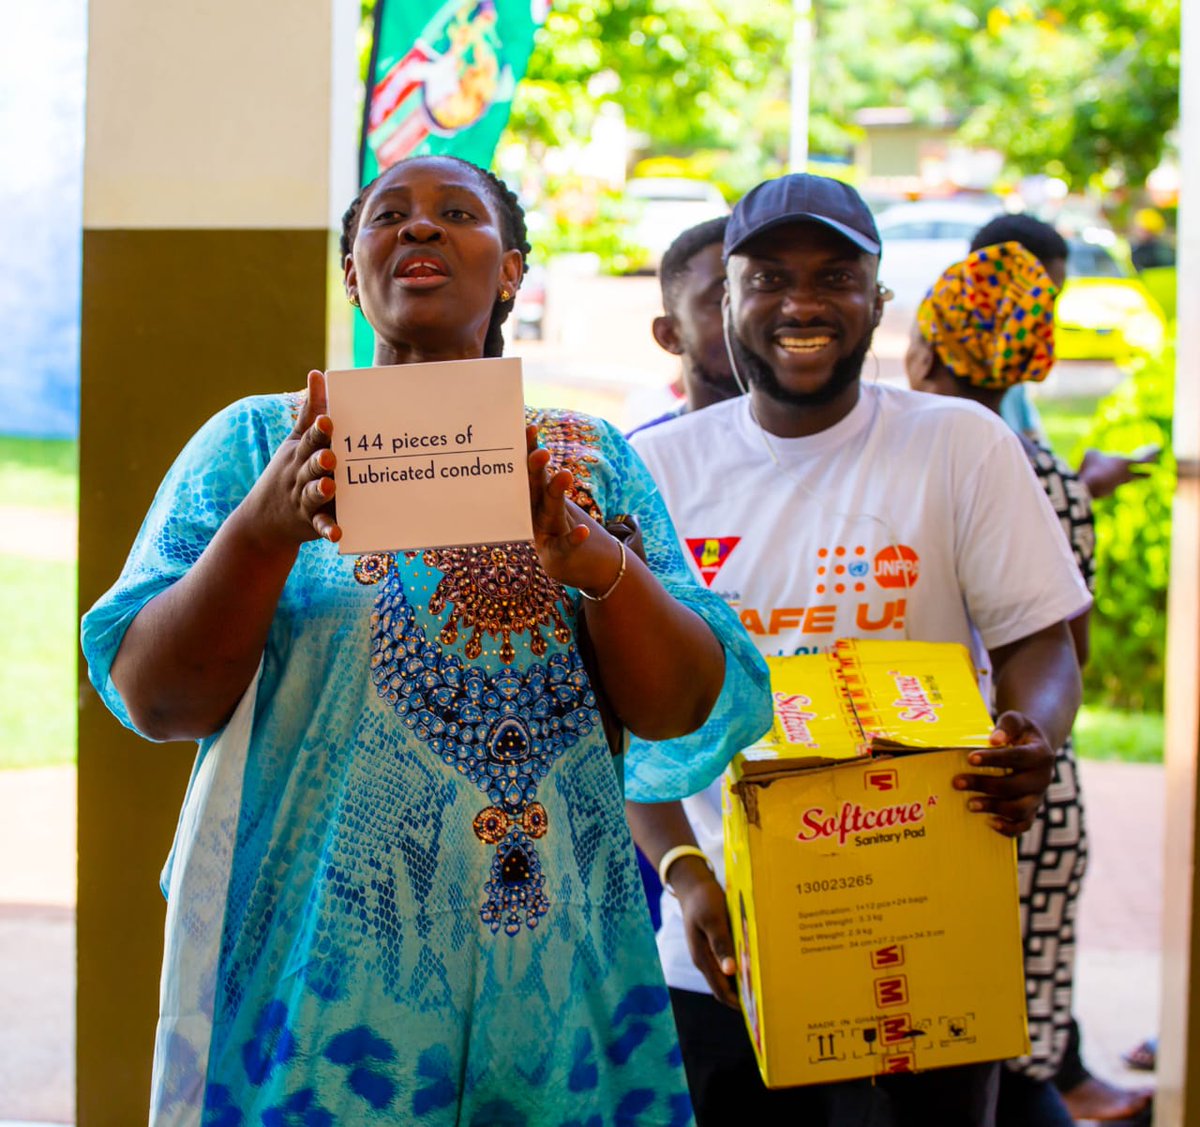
<box><xmin>724</xmin><ymin>640</ymin><xmax>1029</xmax><ymax>1087</ymax></box>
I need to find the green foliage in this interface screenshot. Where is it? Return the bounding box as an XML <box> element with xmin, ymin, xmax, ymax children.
<box><xmin>511</xmin><ymin>1</ymin><xmax>787</xmax><ymax>159</ymax></box>
<box><xmin>503</xmin><ymin>0</ymin><xmax>1179</xmax><ymax>193</ymax></box>
<box><xmin>0</xmin><ymin>437</ymin><xmax>79</xmax><ymax>769</ymax></box>
<box><xmin>1081</xmin><ymin>345</ymin><xmax>1174</xmax><ymax>710</ymax></box>
<box><xmin>1036</xmin><ymin>396</ymin><xmax>1100</xmax><ymax>463</ymax></box>
<box><xmin>956</xmin><ymin>0</ymin><xmax>1181</xmax><ymax>188</ymax></box>
<box><xmin>527</xmin><ymin>178</ymin><xmax>650</xmax><ymax>274</ymax></box>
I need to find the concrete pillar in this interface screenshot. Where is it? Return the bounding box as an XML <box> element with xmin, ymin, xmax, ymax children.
<box><xmin>1156</xmin><ymin>1</ymin><xmax>1199</xmax><ymax>1123</ymax></box>
<box><xmin>77</xmin><ymin>3</ymin><xmax>356</xmax><ymax>1121</ymax></box>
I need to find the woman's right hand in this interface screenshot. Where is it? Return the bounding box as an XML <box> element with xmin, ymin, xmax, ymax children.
<box><xmin>244</xmin><ymin>369</ymin><xmax>342</xmax><ymax>547</ymax></box>
<box><xmin>673</xmin><ymin>859</ymin><xmax>740</xmax><ymax>1009</ymax></box>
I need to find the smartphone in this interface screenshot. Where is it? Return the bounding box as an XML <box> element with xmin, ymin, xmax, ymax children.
<box><xmin>1129</xmin><ymin>443</ymin><xmax>1163</xmax><ymax>473</ymax></box>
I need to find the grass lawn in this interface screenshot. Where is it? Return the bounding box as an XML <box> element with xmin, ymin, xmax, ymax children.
<box><xmin>0</xmin><ymin>435</ymin><xmax>78</xmax><ymax>510</ymax></box>
<box><xmin>0</xmin><ymin>555</ymin><xmax>77</xmax><ymax>769</ymax></box>
<box><xmin>0</xmin><ymin>437</ymin><xmax>79</xmax><ymax>768</ymax></box>
<box><xmin>1074</xmin><ymin>703</ymin><xmax>1164</xmax><ymax>763</ymax></box>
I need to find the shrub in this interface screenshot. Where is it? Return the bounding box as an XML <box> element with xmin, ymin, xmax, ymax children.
<box><xmin>1078</xmin><ymin>344</ymin><xmax>1175</xmax><ymax>711</ymax></box>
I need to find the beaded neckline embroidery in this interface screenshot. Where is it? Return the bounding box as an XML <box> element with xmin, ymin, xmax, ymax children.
<box><xmin>424</xmin><ymin>543</ymin><xmax>572</xmax><ymax>664</ymax></box>
<box><xmin>367</xmin><ymin>560</ymin><xmax>600</xmax><ymax>936</ymax></box>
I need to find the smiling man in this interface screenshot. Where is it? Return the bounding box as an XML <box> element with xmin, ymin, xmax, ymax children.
<box><xmin>626</xmin><ymin>174</ymin><xmax>1092</xmax><ymax>1126</ymax></box>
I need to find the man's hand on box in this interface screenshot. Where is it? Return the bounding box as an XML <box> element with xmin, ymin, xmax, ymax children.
<box><xmin>675</xmin><ymin>862</ymin><xmax>740</xmax><ymax>1009</ymax></box>
<box><xmin>953</xmin><ymin>710</ymin><xmax>1054</xmax><ymax>838</ymax></box>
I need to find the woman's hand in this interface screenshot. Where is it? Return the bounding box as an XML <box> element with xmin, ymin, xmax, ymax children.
<box><xmin>110</xmin><ymin>369</ymin><xmax>343</xmax><ymax>740</ymax></box>
<box><xmin>243</xmin><ymin>370</ymin><xmax>342</xmax><ymax>549</ymax></box>
<box><xmin>526</xmin><ymin>427</ymin><xmax>724</xmax><ymax>739</ymax></box>
<box><xmin>526</xmin><ymin>425</ymin><xmax>622</xmax><ymax>594</ymax></box>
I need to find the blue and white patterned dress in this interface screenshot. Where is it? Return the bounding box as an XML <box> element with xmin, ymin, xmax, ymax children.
<box><xmin>81</xmin><ymin>393</ymin><xmax>771</xmax><ymax>1127</ymax></box>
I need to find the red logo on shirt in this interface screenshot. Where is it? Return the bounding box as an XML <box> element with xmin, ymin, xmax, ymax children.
<box><xmin>686</xmin><ymin>537</ymin><xmax>740</xmax><ymax>587</ymax></box>
<box><xmin>874</xmin><ymin>545</ymin><xmax>920</xmax><ymax>589</ymax></box>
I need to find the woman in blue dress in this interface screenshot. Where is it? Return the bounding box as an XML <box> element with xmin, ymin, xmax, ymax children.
<box><xmin>81</xmin><ymin>155</ymin><xmax>770</xmax><ymax>1126</ymax></box>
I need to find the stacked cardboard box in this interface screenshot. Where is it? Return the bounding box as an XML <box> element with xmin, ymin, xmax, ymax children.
<box><xmin>724</xmin><ymin>639</ymin><xmax>1029</xmax><ymax>1087</ymax></box>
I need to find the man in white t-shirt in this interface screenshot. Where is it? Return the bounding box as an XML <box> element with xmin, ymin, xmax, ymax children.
<box><xmin>626</xmin><ymin>174</ymin><xmax>1091</xmax><ymax>1126</ymax></box>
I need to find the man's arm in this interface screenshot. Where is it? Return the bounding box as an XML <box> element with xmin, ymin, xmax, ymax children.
<box><xmin>955</xmin><ymin>619</ymin><xmax>1082</xmax><ymax>837</ymax></box>
<box><xmin>625</xmin><ymin>800</ymin><xmax>739</xmax><ymax>1007</ymax></box>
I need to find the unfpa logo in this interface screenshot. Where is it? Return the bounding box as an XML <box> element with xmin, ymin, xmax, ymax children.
<box><xmin>816</xmin><ymin>545</ymin><xmax>919</xmax><ymax>594</ymax></box>
<box><xmin>874</xmin><ymin>545</ymin><xmax>920</xmax><ymax>590</ymax></box>
<box><xmin>815</xmin><ymin>545</ymin><xmax>870</xmax><ymax>596</ymax></box>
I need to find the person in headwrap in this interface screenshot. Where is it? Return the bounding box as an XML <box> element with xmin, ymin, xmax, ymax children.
<box><xmin>909</xmin><ymin>240</ymin><xmax>1058</xmax><ymax>397</ymax></box>
<box><xmin>964</xmin><ymin>222</ymin><xmax>1156</xmax><ymax>1125</ymax></box>
<box><xmin>908</xmin><ymin>242</ymin><xmax>1099</xmax><ymax>1127</ymax></box>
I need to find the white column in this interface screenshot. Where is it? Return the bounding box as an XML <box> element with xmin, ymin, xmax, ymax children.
<box><xmin>789</xmin><ymin>0</ymin><xmax>812</xmax><ymax>174</ymax></box>
<box><xmin>1156</xmin><ymin>1</ymin><xmax>1199</xmax><ymax>1122</ymax></box>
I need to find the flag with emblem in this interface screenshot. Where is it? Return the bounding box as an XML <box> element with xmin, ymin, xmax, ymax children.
<box><xmin>355</xmin><ymin>0</ymin><xmax>548</xmax><ymax>362</ymax></box>
<box><xmin>360</xmin><ymin>0</ymin><xmax>547</xmax><ymax>182</ymax></box>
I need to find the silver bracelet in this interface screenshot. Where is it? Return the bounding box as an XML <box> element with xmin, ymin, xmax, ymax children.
<box><xmin>579</xmin><ymin>537</ymin><xmax>627</xmax><ymax>602</ymax></box>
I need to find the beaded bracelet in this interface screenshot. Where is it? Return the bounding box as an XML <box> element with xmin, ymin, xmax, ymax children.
<box><xmin>579</xmin><ymin>537</ymin><xmax>627</xmax><ymax>602</ymax></box>
<box><xmin>658</xmin><ymin>844</ymin><xmax>715</xmax><ymax>895</ymax></box>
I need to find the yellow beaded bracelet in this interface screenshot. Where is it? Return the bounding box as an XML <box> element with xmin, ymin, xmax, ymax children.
<box><xmin>658</xmin><ymin>844</ymin><xmax>714</xmax><ymax>895</ymax></box>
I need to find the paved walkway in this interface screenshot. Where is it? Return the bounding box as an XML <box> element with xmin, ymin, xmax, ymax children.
<box><xmin>0</xmin><ymin>507</ymin><xmax>75</xmax><ymax>563</ymax></box>
<box><xmin>0</xmin><ymin>758</ymin><xmax>1165</xmax><ymax>1124</ymax></box>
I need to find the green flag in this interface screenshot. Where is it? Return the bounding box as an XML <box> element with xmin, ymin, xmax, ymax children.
<box><xmin>354</xmin><ymin>0</ymin><xmax>546</xmax><ymax>362</ymax></box>
<box><xmin>361</xmin><ymin>0</ymin><xmax>545</xmax><ymax>182</ymax></box>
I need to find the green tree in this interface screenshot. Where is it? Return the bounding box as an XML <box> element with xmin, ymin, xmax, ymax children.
<box><xmin>957</xmin><ymin>0</ymin><xmax>1181</xmax><ymax>188</ymax></box>
<box><xmin>507</xmin><ymin>0</ymin><xmax>790</xmax><ymax>195</ymax></box>
<box><xmin>503</xmin><ymin>0</ymin><xmax>1180</xmax><ymax>192</ymax></box>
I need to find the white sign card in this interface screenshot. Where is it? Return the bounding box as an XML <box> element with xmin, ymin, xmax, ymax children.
<box><xmin>325</xmin><ymin>357</ymin><xmax>533</xmax><ymax>554</ymax></box>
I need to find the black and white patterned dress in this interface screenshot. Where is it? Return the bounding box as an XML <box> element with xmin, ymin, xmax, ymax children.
<box><xmin>1008</xmin><ymin>441</ymin><xmax>1095</xmax><ymax>1080</ymax></box>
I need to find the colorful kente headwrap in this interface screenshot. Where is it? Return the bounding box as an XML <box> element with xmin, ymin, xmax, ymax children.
<box><xmin>917</xmin><ymin>240</ymin><xmax>1058</xmax><ymax>389</ymax></box>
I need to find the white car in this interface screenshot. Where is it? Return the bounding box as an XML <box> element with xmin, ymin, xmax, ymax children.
<box><xmin>873</xmin><ymin>199</ymin><xmax>1004</xmax><ymax>313</ymax></box>
<box><xmin>622</xmin><ymin>178</ymin><xmax>729</xmax><ymax>270</ymax></box>
<box><xmin>873</xmin><ymin>199</ymin><xmax>1165</xmax><ymax>360</ymax></box>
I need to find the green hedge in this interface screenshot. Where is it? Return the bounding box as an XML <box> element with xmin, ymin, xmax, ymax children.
<box><xmin>1079</xmin><ymin>345</ymin><xmax>1174</xmax><ymax>711</ymax></box>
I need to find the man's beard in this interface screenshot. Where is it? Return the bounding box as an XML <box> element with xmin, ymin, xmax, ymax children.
<box><xmin>729</xmin><ymin>329</ymin><xmax>874</xmax><ymax>407</ymax></box>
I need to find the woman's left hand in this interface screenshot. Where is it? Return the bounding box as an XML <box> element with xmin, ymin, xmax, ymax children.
<box><xmin>526</xmin><ymin>425</ymin><xmax>623</xmax><ymax>595</ymax></box>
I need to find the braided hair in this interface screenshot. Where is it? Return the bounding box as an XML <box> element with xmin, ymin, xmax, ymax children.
<box><xmin>340</xmin><ymin>156</ymin><xmax>531</xmax><ymax>358</ymax></box>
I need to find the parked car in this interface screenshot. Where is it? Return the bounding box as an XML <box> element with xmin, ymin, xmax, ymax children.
<box><xmin>872</xmin><ymin>199</ymin><xmax>1003</xmax><ymax>314</ymax></box>
<box><xmin>1054</xmin><ymin>242</ymin><xmax>1166</xmax><ymax>360</ymax></box>
<box><xmin>512</xmin><ymin>263</ymin><xmax>547</xmax><ymax>340</ymax></box>
<box><xmin>874</xmin><ymin>200</ymin><xmax>1166</xmax><ymax>361</ymax></box>
<box><xmin>622</xmin><ymin>177</ymin><xmax>729</xmax><ymax>271</ymax></box>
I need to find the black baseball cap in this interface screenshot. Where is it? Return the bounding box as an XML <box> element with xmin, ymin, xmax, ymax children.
<box><xmin>724</xmin><ymin>173</ymin><xmax>881</xmax><ymax>260</ymax></box>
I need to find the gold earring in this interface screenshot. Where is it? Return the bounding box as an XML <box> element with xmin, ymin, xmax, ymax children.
<box><xmin>349</xmin><ymin>294</ymin><xmax>360</xmax><ymax>307</ymax></box>
<box><xmin>499</xmin><ymin>288</ymin><xmax>512</xmax><ymax>303</ymax></box>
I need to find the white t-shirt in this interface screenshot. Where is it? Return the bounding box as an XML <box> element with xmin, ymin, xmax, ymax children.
<box><xmin>629</xmin><ymin>384</ymin><xmax>1092</xmax><ymax>995</ymax></box>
